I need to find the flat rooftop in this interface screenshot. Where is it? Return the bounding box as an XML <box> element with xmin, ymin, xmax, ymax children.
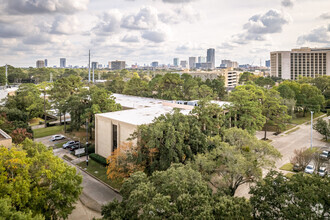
<box><xmin>113</xmin><ymin>93</ymin><xmax>164</xmax><ymax>109</ymax></box>
<box><xmin>97</xmin><ymin>105</ymin><xmax>190</xmax><ymax>126</ymax></box>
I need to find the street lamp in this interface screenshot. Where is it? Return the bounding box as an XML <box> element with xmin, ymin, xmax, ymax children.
<box><xmin>311</xmin><ymin>111</ymin><xmax>314</xmax><ymax>149</ymax></box>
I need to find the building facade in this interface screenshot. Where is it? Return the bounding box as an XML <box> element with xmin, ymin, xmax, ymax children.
<box><xmin>207</xmin><ymin>48</ymin><xmax>215</xmax><ymax>69</ymax></box>
<box><xmin>180</xmin><ymin>60</ymin><xmax>187</xmax><ymax>68</ymax></box>
<box><xmin>60</xmin><ymin>58</ymin><xmax>66</xmax><ymax>68</ymax></box>
<box><xmin>270</xmin><ymin>47</ymin><xmax>330</xmax><ymax>80</ymax></box>
<box><xmin>36</xmin><ymin>60</ymin><xmax>45</xmax><ymax>68</ymax></box>
<box><xmin>173</xmin><ymin>58</ymin><xmax>179</xmax><ymax>67</ymax></box>
<box><xmin>111</xmin><ymin>61</ymin><xmax>126</xmax><ymax>70</ymax></box>
<box><xmin>221</xmin><ymin>60</ymin><xmax>238</xmax><ymax>68</ymax></box>
<box><xmin>189</xmin><ymin>57</ymin><xmax>196</xmax><ymax>69</ymax></box>
<box><xmin>151</xmin><ymin>61</ymin><xmax>159</xmax><ymax>67</ymax></box>
<box><xmin>91</xmin><ymin>62</ymin><xmax>98</xmax><ymax>70</ymax></box>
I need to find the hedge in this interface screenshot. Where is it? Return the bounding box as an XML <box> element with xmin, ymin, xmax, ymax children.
<box><xmin>88</xmin><ymin>145</ymin><xmax>95</xmax><ymax>154</ymax></box>
<box><xmin>89</xmin><ymin>153</ymin><xmax>107</xmax><ymax>166</ymax></box>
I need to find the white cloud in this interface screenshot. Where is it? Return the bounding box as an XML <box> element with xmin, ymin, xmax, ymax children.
<box><xmin>122</xmin><ymin>34</ymin><xmax>140</xmax><ymax>42</ymax></box>
<box><xmin>320</xmin><ymin>12</ymin><xmax>330</xmax><ymax>20</ymax></box>
<box><xmin>281</xmin><ymin>0</ymin><xmax>294</xmax><ymax>8</ymax></box>
<box><xmin>142</xmin><ymin>30</ymin><xmax>167</xmax><ymax>43</ymax></box>
<box><xmin>51</xmin><ymin>16</ymin><xmax>80</xmax><ymax>35</ymax></box>
<box><xmin>159</xmin><ymin>6</ymin><xmax>200</xmax><ymax>24</ymax></box>
<box><xmin>121</xmin><ymin>6</ymin><xmax>158</xmax><ymax>30</ymax></box>
<box><xmin>92</xmin><ymin>10</ymin><xmax>122</xmax><ymax>36</ymax></box>
<box><xmin>297</xmin><ymin>24</ymin><xmax>330</xmax><ymax>44</ymax></box>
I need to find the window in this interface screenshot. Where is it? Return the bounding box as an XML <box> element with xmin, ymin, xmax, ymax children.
<box><xmin>112</xmin><ymin>124</ymin><xmax>117</xmax><ymax>152</ymax></box>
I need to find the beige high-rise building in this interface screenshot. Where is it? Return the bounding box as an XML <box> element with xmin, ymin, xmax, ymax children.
<box><xmin>36</xmin><ymin>60</ymin><xmax>45</xmax><ymax>68</ymax></box>
<box><xmin>111</xmin><ymin>61</ymin><xmax>126</xmax><ymax>70</ymax></box>
<box><xmin>270</xmin><ymin>47</ymin><xmax>330</xmax><ymax>80</ymax></box>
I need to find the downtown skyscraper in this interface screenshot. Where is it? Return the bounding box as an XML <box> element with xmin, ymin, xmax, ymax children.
<box><xmin>207</xmin><ymin>48</ymin><xmax>215</xmax><ymax>69</ymax></box>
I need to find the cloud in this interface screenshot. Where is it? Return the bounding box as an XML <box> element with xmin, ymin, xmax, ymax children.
<box><xmin>297</xmin><ymin>24</ymin><xmax>330</xmax><ymax>44</ymax></box>
<box><xmin>162</xmin><ymin>0</ymin><xmax>197</xmax><ymax>3</ymax></box>
<box><xmin>159</xmin><ymin>6</ymin><xmax>200</xmax><ymax>24</ymax></box>
<box><xmin>92</xmin><ymin>10</ymin><xmax>122</xmax><ymax>36</ymax></box>
<box><xmin>281</xmin><ymin>0</ymin><xmax>294</xmax><ymax>8</ymax></box>
<box><xmin>121</xmin><ymin>7</ymin><xmax>158</xmax><ymax>30</ymax></box>
<box><xmin>122</xmin><ymin>34</ymin><xmax>140</xmax><ymax>43</ymax></box>
<box><xmin>3</xmin><ymin>0</ymin><xmax>89</xmax><ymax>14</ymax></box>
<box><xmin>51</xmin><ymin>16</ymin><xmax>80</xmax><ymax>35</ymax></box>
<box><xmin>320</xmin><ymin>12</ymin><xmax>330</xmax><ymax>20</ymax></box>
<box><xmin>142</xmin><ymin>30</ymin><xmax>166</xmax><ymax>43</ymax></box>
<box><xmin>0</xmin><ymin>23</ymin><xmax>27</xmax><ymax>38</ymax></box>
<box><xmin>23</xmin><ymin>33</ymin><xmax>53</xmax><ymax>45</ymax></box>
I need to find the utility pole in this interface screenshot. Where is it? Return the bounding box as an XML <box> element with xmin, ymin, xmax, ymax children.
<box><xmin>311</xmin><ymin>111</ymin><xmax>314</xmax><ymax>149</ymax></box>
<box><xmin>88</xmin><ymin>50</ymin><xmax>91</xmax><ymax>83</ymax></box>
<box><xmin>92</xmin><ymin>65</ymin><xmax>95</xmax><ymax>83</ymax></box>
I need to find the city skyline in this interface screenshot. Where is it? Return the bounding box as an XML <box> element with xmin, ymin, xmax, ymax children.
<box><xmin>0</xmin><ymin>0</ymin><xmax>330</xmax><ymax>67</ymax></box>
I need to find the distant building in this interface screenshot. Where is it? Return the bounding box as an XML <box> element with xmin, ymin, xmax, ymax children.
<box><xmin>108</xmin><ymin>61</ymin><xmax>112</xmax><ymax>69</ymax></box>
<box><xmin>198</xmin><ymin>56</ymin><xmax>206</xmax><ymax>63</ymax></box>
<box><xmin>188</xmin><ymin>70</ymin><xmax>240</xmax><ymax>88</ymax></box>
<box><xmin>270</xmin><ymin>47</ymin><xmax>330</xmax><ymax>80</ymax></box>
<box><xmin>180</xmin><ymin>60</ymin><xmax>187</xmax><ymax>68</ymax></box>
<box><xmin>60</xmin><ymin>58</ymin><xmax>66</xmax><ymax>68</ymax></box>
<box><xmin>91</xmin><ymin>62</ymin><xmax>98</xmax><ymax>70</ymax></box>
<box><xmin>207</xmin><ymin>48</ymin><xmax>215</xmax><ymax>69</ymax></box>
<box><xmin>265</xmin><ymin>60</ymin><xmax>270</xmax><ymax>68</ymax></box>
<box><xmin>36</xmin><ymin>60</ymin><xmax>45</xmax><ymax>68</ymax></box>
<box><xmin>111</xmin><ymin>61</ymin><xmax>126</xmax><ymax>70</ymax></box>
<box><xmin>44</xmin><ymin>59</ymin><xmax>48</xmax><ymax>67</ymax></box>
<box><xmin>221</xmin><ymin>60</ymin><xmax>238</xmax><ymax>68</ymax></box>
<box><xmin>189</xmin><ymin>57</ymin><xmax>196</xmax><ymax>69</ymax></box>
<box><xmin>173</xmin><ymin>58</ymin><xmax>179</xmax><ymax>67</ymax></box>
<box><xmin>196</xmin><ymin>62</ymin><xmax>213</xmax><ymax>70</ymax></box>
<box><xmin>151</xmin><ymin>61</ymin><xmax>159</xmax><ymax>67</ymax></box>
<box><xmin>98</xmin><ymin>64</ymin><xmax>103</xmax><ymax>69</ymax></box>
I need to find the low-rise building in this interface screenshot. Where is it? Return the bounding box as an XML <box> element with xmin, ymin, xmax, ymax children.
<box><xmin>0</xmin><ymin>129</ymin><xmax>12</xmax><ymax>148</ymax></box>
<box><xmin>187</xmin><ymin>69</ymin><xmax>240</xmax><ymax>87</ymax></box>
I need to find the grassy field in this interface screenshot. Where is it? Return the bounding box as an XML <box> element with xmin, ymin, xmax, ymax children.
<box><xmin>29</xmin><ymin>118</ymin><xmax>44</xmax><ymax>126</ymax></box>
<box><xmin>33</xmin><ymin>125</ymin><xmax>65</xmax><ymax>138</ymax></box>
<box><xmin>280</xmin><ymin>163</ymin><xmax>293</xmax><ymax>172</ymax></box>
<box><xmin>77</xmin><ymin>160</ymin><xmax>123</xmax><ymax>190</ymax></box>
<box><xmin>53</xmin><ymin>142</ymin><xmax>66</xmax><ymax>149</ymax></box>
<box><xmin>291</xmin><ymin>112</ymin><xmax>324</xmax><ymax>125</ymax></box>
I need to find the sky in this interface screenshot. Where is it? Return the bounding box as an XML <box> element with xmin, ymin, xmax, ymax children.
<box><xmin>0</xmin><ymin>0</ymin><xmax>329</xmax><ymax>68</ymax></box>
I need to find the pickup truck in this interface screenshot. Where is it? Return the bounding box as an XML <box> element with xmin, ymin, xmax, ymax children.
<box><xmin>62</xmin><ymin>141</ymin><xmax>80</xmax><ymax>149</ymax></box>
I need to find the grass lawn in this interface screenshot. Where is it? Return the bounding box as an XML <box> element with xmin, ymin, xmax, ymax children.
<box><xmin>53</xmin><ymin>142</ymin><xmax>66</xmax><ymax>149</ymax></box>
<box><xmin>291</xmin><ymin>112</ymin><xmax>324</xmax><ymax>125</ymax></box>
<box><xmin>280</xmin><ymin>163</ymin><xmax>293</xmax><ymax>172</ymax></box>
<box><xmin>33</xmin><ymin>125</ymin><xmax>66</xmax><ymax>138</ymax></box>
<box><xmin>77</xmin><ymin>159</ymin><xmax>122</xmax><ymax>190</ymax></box>
<box><xmin>29</xmin><ymin>118</ymin><xmax>44</xmax><ymax>126</ymax></box>
<box><xmin>285</xmin><ymin>172</ymin><xmax>295</xmax><ymax>178</ymax></box>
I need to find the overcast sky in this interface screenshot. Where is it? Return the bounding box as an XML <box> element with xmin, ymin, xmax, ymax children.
<box><xmin>0</xmin><ymin>0</ymin><xmax>329</xmax><ymax>67</ymax></box>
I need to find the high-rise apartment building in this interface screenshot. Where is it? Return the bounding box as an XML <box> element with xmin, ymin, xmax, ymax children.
<box><xmin>198</xmin><ymin>56</ymin><xmax>206</xmax><ymax>63</ymax></box>
<box><xmin>189</xmin><ymin>57</ymin><xmax>196</xmax><ymax>69</ymax></box>
<box><xmin>270</xmin><ymin>47</ymin><xmax>330</xmax><ymax>80</ymax></box>
<box><xmin>60</xmin><ymin>58</ymin><xmax>66</xmax><ymax>68</ymax></box>
<box><xmin>173</xmin><ymin>58</ymin><xmax>179</xmax><ymax>67</ymax></box>
<box><xmin>111</xmin><ymin>61</ymin><xmax>126</xmax><ymax>70</ymax></box>
<box><xmin>265</xmin><ymin>60</ymin><xmax>270</xmax><ymax>68</ymax></box>
<box><xmin>36</xmin><ymin>60</ymin><xmax>45</xmax><ymax>68</ymax></box>
<box><xmin>151</xmin><ymin>61</ymin><xmax>159</xmax><ymax>67</ymax></box>
<box><xmin>44</xmin><ymin>59</ymin><xmax>48</xmax><ymax>67</ymax></box>
<box><xmin>207</xmin><ymin>48</ymin><xmax>215</xmax><ymax>69</ymax></box>
<box><xmin>180</xmin><ymin>60</ymin><xmax>187</xmax><ymax>68</ymax></box>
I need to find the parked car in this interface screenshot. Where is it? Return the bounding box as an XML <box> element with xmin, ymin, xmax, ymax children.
<box><xmin>69</xmin><ymin>143</ymin><xmax>81</xmax><ymax>151</ymax></box>
<box><xmin>293</xmin><ymin>164</ymin><xmax>303</xmax><ymax>172</ymax></box>
<box><xmin>62</xmin><ymin>141</ymin><xmax>80</xmax><ymax>149</ymax></box>
<box><xmin>318</xmin><ymin>167</ymin><xmax>328</xmax><ymax>177</ymax></box>
<box><xmin>51</xmin><ymin>135</ymin><xmax>65</xmax><ymax>141</ymax></box>
<box><xmin>304</xmin><ymin>164</ymin><xmax>315</xmax><ymax>174</ymax></box>
<box><xmin>320</xmin><ymin>151</ymin><xmax>330</xmax><ymax>160</ymax></box>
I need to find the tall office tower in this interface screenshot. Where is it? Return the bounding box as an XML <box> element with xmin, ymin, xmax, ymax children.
<box><xmin>270</xmin><ymin>47</ymin><xmax>330</xmax><ymax>80</ymax></box>
<box><xmin>207</xmin><ymin>48</ymin><xmax>215</xmax><ymax>69</ymax></box>
<box><xmin>173</xmin><ymin>58</ymin><xmax>179</xmax><ymax>67</ymax></box>
<box><xmin>108</xmin><ymin>61</ymin><xmax>112</xmax><ymax>69</ymax></box>
<box><xmin>60</xmin><ymin>58</ymin><xmax>66</xmax><ymax>68</ymax></box>
<box><xmin>265</xmin><ymin>60</ymin><xmax>270</xmax><ymax>68</ymax></box>
<box><xmin>111</xmin><ymin>60</ymin><xmax>126</xmax><ymax>70</ymax></box>
<box><xmin>180</xmin><ymin>60</ymin><xmax>187</xmax><ymax>68</ymax></box>
<box><xmin>91</xmin><ymin>62</ymin><xmax>98</xmax><ymax>70</ymax></box>
<box><xmin>151</xmin><ymin>61</ymin><xmax>159</xmax><ymax>67</ymax></box>
<box><xmin>198</xmin><ymin>56</ymin><xmax>206</xmax><ymax>63</ymax></box>
<box><xmin>44</xmin><ymin>59</ymin><xmax>48</xmax><ymax>67</ymax></box>
<box><xmin>189</xmin><ymin>57</ymin><xmax>196</xmax><ymax>69</ymax></box>
<box><xmin>36</xmin><ymin>60</ymin><xmax>45</xmax><ymax>68</ymax></box>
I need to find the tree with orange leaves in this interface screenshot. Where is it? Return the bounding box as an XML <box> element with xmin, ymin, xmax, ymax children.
<box><xmin>106</xmin><ymin>142</ymin><xmax>145</xmax><ymax>180</ymax></box>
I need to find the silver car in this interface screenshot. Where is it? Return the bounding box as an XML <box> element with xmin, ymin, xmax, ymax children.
<box><xmin>51</xmin><ymin>135</ymin><xmax>65</xmax><ymax>141</ymax></box>
<box><xmin>318</xmin><ymin>167</ymin><xmax>328</xmax><ymax>177</ymax></box>
<box><xmin>304</xmin><ymin>164</ymin><xmax>315</xmax><ymax>174</ymax></box>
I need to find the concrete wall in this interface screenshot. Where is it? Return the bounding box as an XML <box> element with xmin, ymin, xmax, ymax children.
<box><xmin>0</xmin><ymin>138</ymin><xmax>12</xmax><ymax>148</ymax></box>
<box><xmin>282</xmin><ymin>52</ymin><xmax>291</xmax><ymax>79</ymax></box>
<box><xmin>327</xmin><ymin>52</ymin><xmax>330</xmax><ymax>76</ymax></box>
<box><xmin>95</xmin><ymin>115</ymin><xmax>137</xmax><ymax>159</ymax></box>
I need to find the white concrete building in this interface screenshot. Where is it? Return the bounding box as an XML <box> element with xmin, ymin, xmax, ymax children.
<box><xmin>270</xmin><ymin>47</ymin><xmax>330</xmax><ymax>80</ymax></box>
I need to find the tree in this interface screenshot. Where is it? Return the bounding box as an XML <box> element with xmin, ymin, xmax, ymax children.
<box><xmin>297</xmin><ymin>84</ymin><xmax>325</xmax><ymax>116</ymax></box>
<box><xmin>133</xmin><ymin>110</ymin><xmax>207</xmax><ymax>175</ymax></box>
<box><xmin>158</xmin><ymin>73</ymin><xmax>183</xmax><ymax>100</ymax></box>
<box><xmin>290</xmin><ymin>147</ymin><xmax>315</xmax><ymax>170</ymax></box>
<box><xmin>106</xmin><ymin>76</ymin><xmax>126</xmax><ymax>93</ymax></box>
<box><xmin>123</xmin><ymin>77</ymin><xmax>150</xmax><ymax>97</ymax></box>
<box><xmin>191</xmin><ymin>84</ymin><xmax>215</xmax><ymax>100</ymax></box>
<box><xmin>209</xmin><ymin>76</ymin><xmax>226</xmax><ymax>100</ymax></box>
<box><xmin>101</xmin><ymin>164</ymin><xmax>252</xmax><ymax>219</ymax></box>
<box><xmin>250</xmin><ymin>171</ymin><xmax>329</xmax><ymax>219</ymax></box>
<box><xmin>193</xmin><ymin>128</ymin><xmax>281</xmax><ymax>196</ymax></box>
<box><xmin>313</xmin><ymin>118</ymin><xmax>329</xmax><ymax>141</ymax></box>
<box><xmin>262</xmin><ymin>89</ymin><xmax>291</xmax><ymax>139</ymax></box>
<box><xmin>106</xmin><ymin>142</ymin><xmax>145</xmax><ymax>181</ymax></box>
<box><xmin>255</xmin><ymin>77</ymin><xmax>275</xmax><ymax>88</ymax></box>
<box><xmin>0</xmin><ymin>139</ymin><xmax>83</xmax><ymax>219</ymax></box>
<box><xmin>239</xmin><ymin>72</ymin><xmax>255</xmax><ymax>84</ymax></box>
<box><xmin>228</xmin><ymin>85</ymin><xmax>266</xmax><ymax>134</ymax></box>
<box><xmin>0</xmin><ymin>198</ymin><xmax>44</xmax><ymax>220</ymax></box>
<box><xmin>38</xmin><ymin>82</ymin><xmax>52</xmax><ymax>128</ymax></box>
<box><xmin>10</xmin><ymin>128</ymin><xmax>33</xmax><ymax>144</ymax></box>
<box><xmin>181</xmin><ymin>73</ymin><xmax>198</xmax><ymax>100</ymax></box>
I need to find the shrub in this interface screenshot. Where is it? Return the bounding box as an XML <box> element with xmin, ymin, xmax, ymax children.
<box><xmin>88</xmin><ymin>145</ymin><xmax>95</xmax><ymax>154</ymax></box>
<box><xmin>89</xmin><ymin>153</ymin><xmax>107</xmax><ymax>166</ymax></box>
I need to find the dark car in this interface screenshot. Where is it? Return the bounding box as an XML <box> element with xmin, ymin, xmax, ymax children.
<box><xmin>293</xmin><ymin>164</ymin><xmax>303</xmax><ymax>172</ymax></box>
<box><xmin>69</xmin><ymin>143</ymin><xmax>81</xmax><ymax>151</ymax></box>
<box><xmin>62</xmin><ymin>141</ymin><xmax>80</xmax><ymax>149</ymax></box>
